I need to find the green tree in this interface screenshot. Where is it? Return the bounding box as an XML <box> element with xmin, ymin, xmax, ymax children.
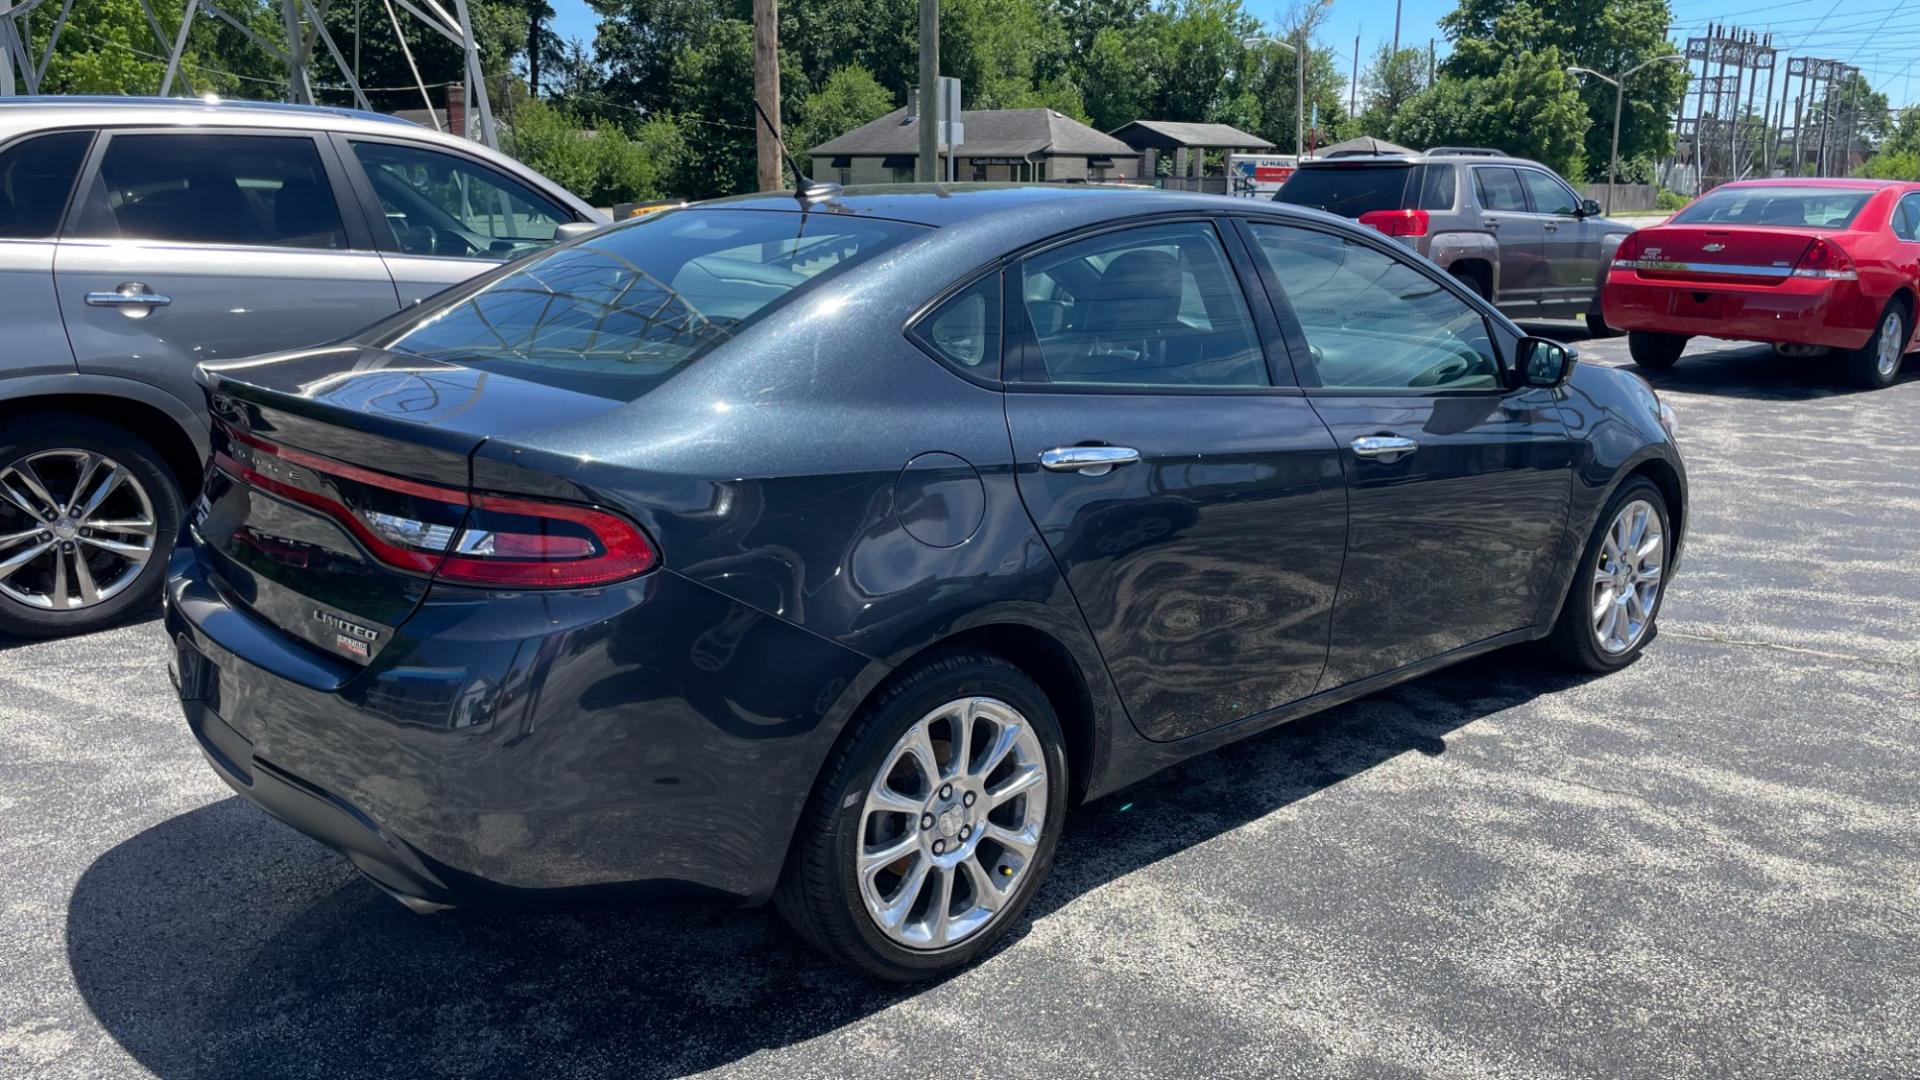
<box><xmin>1390</xmin><ymin>47</ymin><xmax>1588</xmax><ymax>176</ymax></box>
<box><xmin>510</xmin><ymin>96</ymin><xmax>680</xmax><ymax>202</ymax></box>
<box><xmin>1439</xmin><ymin>0</ymin><xmax>1683</xmax><ymax>180</ymax></box>
<box><xmin>790</xmin><ymin>64</ymin><xmax>898</xmax><ymax>158</ymax></box>
<box><xmin>1352</xmin><ymin>45</ymin><xmax>1427</xmax><ymax>136</ymax></box>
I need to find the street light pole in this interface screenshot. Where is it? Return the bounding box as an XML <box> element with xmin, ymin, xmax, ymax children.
<box><xmin>1570</xmin><ymin>55</ymin><xmax>1685</xmax><ymax>215</ymax></box>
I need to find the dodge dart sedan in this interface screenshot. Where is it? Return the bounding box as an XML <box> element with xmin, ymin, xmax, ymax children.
<box><xmin>166</xmin><ymin>185</ymin><xmax>1686</xmax><ymax>981</ymax></box>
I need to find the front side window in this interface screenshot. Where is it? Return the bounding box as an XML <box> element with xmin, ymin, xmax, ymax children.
<box><xmin>0</xmin><ymin>131</ymin><xmax>92</xmax><ymax>239</ymax></box>
<box><xmin>387</xmin><ymin>209</ymin><xmax>924</xmax><ymax>400</ymax></box>
<box><xmin>75</xmin><ymin>133</ymin><xmax>346</xmax><ymax>248</ymax></box>
<box><xmin>350</xmin><ymin>140</ymin><xmax>568</xmax><ymax>260</ymax></box>
<box><xmin>1518</xmin><ymin>169</ymin><xmax>1579</xmax><ymax>215</ymax></box>
<box><xmin>1015</xmin><ymin>221</ymin><xmax>1267</xmax><ymax>388</ymax></box>
<box><xmin>1474</xmin><ymin>167</ymin><xmax>1528</xmax><ymax>213</ymax></box>
<box><xmin>1248</xmin><ymin>222</ymin><xmax>1501</xmax><ymax>391</ymax></box>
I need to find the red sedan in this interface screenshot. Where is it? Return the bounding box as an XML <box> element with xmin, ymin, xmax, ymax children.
<box><xmin>1603</xmin><ymin>179</ymin><xmax>1920</xmax><ymax>389</ymax></box>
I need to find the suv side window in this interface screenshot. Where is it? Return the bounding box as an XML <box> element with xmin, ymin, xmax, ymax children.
<box><xmin>1517</xmin><ymin>169</ymin><xmax>1579</xmax><ymax>215</ymax></box>
<box><xmin>1246</xmin><ymin>221</ymin><xmax>1502</xmax><ymax>391</ymax></box>
<box><xmin>1474</xmin><ymin>166</ymin><xmax>1528</xmax><ymax>213</ymax></box>
<box><xmin>73</xmin><ymin>133</ymin><xmax>347</xmax><ymax>248</ymax></box>
<box><xmin>1894</xmin><ymin>194</ymin><xmax>1920</xmax><ymax>242</ymax></box>
<box><xmin>0</xmin><ymin>131</ymin><xmax>93</xmax><ymax>239</ymax></box>
<box><xmin>349</xmin><ymin>140</ymin><xmax>569</xmax><ymax>260</ymax></box>
<box><xmin>1013</xmin><ymin>220</ymin><xmax>1268</xmax><ymax>388</ymax></box>
<box><xmin>1419</xmin><ymin>164</ymin><xmax>1456</xmax><ymax>210</ymax></box>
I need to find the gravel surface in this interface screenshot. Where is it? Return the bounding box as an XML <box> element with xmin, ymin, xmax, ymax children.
<box><xmin>3</xmin><ymin>330</ymin><xmax>1917</xmax><ymax>1080</ymax></box>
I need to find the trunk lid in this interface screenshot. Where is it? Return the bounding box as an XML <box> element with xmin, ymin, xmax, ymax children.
<box><xmin>1623</xmin><ymin>225</ymin><xmax>1819</xmax><ymax>286</ymax></box>
<box><xmin>195</xmin><ymin>345</ymin><xmax>628</xmax><ymax>664</ymax></box>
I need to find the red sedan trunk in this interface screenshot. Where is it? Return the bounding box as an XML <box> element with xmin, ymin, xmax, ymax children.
<box><xmin>1602</xmin><ymin>179</ymin><xmax>1920</xmax><ymax>387</ymax></box>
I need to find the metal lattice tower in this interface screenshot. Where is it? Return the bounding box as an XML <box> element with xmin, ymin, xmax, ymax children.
<box><xmin>0</xmin><ymin>0</ymin><xmax>498</xmax><ymax>148</ymax></box>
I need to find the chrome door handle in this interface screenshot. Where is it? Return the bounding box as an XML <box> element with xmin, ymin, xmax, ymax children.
<box><xmin>1039</xmin><ymin>446</ymin><xmax>1140</xmax><ymax>476</ymax></box>
<box><xmin>1482</xmin><ymin>216</ymin><xmax>1501</xmax><ymax>229</ymax></box>
<box><xmin>1351</xmin><ymin>435</ymin><xmax>1418</xmax><ymax>460</ymax></box>
<box><xmin>1543</xmin><ymin>222</ymin><xmax>1559</xmax><ymax>232</ymax></box>
<box><xmin>86</xmin><ymin>282</ymin><xmax>172</xmax><ymax>310</ymax></box>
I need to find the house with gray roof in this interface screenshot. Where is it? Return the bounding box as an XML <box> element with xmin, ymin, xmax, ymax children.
<box><xmin>809</xmin><ymin>107</ymin><xmax>1143</xmax><ymax>184</ymax></box>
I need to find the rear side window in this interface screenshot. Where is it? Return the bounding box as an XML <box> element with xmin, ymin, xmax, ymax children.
<box><xmin>74</xmin><ymin>133</ymin><xmax>347</xmax><ymax>249</ymax></box>
<box><xmin>1895</xmin><ymin>194</ymin><xmax>1920</xmax><ymax>242</ymax></box>
<box><xmin>1474</xmin><ymin>167</ymin><xmax>1528</xmax><ymax>212</ymax></box>
<box><xmin>1672</xmin><ymin>185</ymin><xmax>1873</xmax><ymax>228</ymax></box>
<box><xmin>388</xmin><ymin>209</ymin><xmax>925</xmax><ymax>400</ymax></box>
<box><xmin>0</xmin><ymin>131</ymin><xmax>92</xmax><ymax>239</ymax></box>
<box><xmin>912</xmin><ymin>275</ymin><xmax>1002</xmax><ymax>374</ymax></box>
<box><xmin>1276</xmin><ymin>165</ymin><xmax>1416</xmax><ymax>217</ymax></box>
<box><xmin>1418</xmin><ymin>164</ymin><xmax>1456</xmax><ymax>210</ymax></box>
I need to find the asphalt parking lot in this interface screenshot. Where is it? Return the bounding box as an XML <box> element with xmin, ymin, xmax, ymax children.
<box><xmin>3</xmin><ymin>330</ymin><xmax>1917</xmax><ymax>1080</ymax></box>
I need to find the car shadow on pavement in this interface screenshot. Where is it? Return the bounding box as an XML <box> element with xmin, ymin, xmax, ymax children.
<box><xmin>1515</xmin><ymin>322</ymin><xmax>1920</xmax><ymax>401</ymax></box>
<box><xmin>66</xmin><ymin>651</ymin><xmax>1590</xmax><ymax>1080</ymax></box>
<box><xmin>0</xmin><ymin>600</ymin><xmax>163</xmax><ymax>652</ymax></box>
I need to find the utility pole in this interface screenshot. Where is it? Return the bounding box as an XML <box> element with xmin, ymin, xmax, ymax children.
<box><xmin>1295</xmin><ymin>24</ymin><xmax>1305</xmax><ymax>156</ymax></box>
<box><xmin>1351</xmin><ymin>33</ymin><xmax>1367</xmax><ymax>118</ymax></box>
<box><xmin>353</xmin><ymin>0</ymin><xmax>361</xmax><ymax>89</ymax></box>
<box><xmin>1570</xmin><ymin>55</ymin><xmax>1685</xmax><ymax>214</ymax></box>
<box><xmin>280</xmin><ymin>0</ymin><xmax>309</xmax><ymax>103</ymax></box>
<box><xmin>1391</xmin><ymin>0</ymin><xmax>1401</xmax><ymax>57</ymax></box>
<box><xmin>917</xmin><ymin>0</ymin><xmax>939</xmax><ymax>181</ymax></box>
<box><xmin>1428</xmin><ymin>39</ymin><xmax>1435</xmax><ymax>84</ymax></box>
<box><xmin>753</xmin><ymin>0</ymin><xmax>781</xmax><ymax>191</ymax></box>
<box><xmin>0</xmin><ymin>0</ymin><xmax>14</xmax><ymax>96</ymax></box>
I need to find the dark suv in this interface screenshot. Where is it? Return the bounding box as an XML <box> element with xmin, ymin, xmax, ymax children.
<box><xmin>1276</xmin><ymin>148</ymin><xmax>1635</xmax><ymax>336</ymax></box>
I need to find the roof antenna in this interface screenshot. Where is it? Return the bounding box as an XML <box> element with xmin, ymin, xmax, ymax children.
<box><xmin>752</xmin><ymin>100</ymin><xmax>840</xmax><ymax>205</ymax></box>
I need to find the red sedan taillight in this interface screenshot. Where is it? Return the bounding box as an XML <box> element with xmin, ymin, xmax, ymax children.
<box><xmin>213</xmin><ymin>426</ymin><xmax>657</xmax><ymax>588</ymax></box>
<box><xmin>1358</xmin><ymin>209</ymin><xmax>1430</xmax><ymax>238</ymax></box>
<box><xmin>1611</xmin><ymin>231</ymin><xmax>1644</xmax><ymax>269</ymax></box>
<box><xmin>1790</xmin><ymin>237</ymin><xmax>1859</xmax><ymax>281</ymax></box>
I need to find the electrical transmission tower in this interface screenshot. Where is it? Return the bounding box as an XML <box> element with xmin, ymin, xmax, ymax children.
<box><xmin>1782</xmin><ymin>56</ymin><xmax>1858</xmax><ymax>179</ymax></box>
<box><xmin>1681</xmin><ymin>24</ymin><xmax>1776</xmax><ymax>189</ymax></box>
<box><xmin>0</xmin><ymin>0</ymin><xmax>500</xmax><ymax>149</ymax></box>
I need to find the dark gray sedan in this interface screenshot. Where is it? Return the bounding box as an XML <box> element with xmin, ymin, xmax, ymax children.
<box><xmin>165</xmin><ymin>184</ymin><xmax>1686</xmax><ymax>981</ymax></box>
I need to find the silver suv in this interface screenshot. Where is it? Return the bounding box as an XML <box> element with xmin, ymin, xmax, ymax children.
<box><xmin>1275</xmin><ymin>148</ymin><xmax>1634</xmax><ymax>336</ymax></box>
<box><xmin>0</xmin><ymin>97</ymin><xmax>603</xmax><ymax>637</ymax></box>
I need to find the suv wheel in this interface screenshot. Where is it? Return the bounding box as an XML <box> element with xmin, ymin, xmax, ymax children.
<box><xmin>0</xmin><ymin>416</ymin><xmax>182</xmax><ymax>639</ymax></box>
<box><xmin>1627</xmin><ymin>331</ymin><xmax>1687</xmax><ymax>370</ymax></box>
<box><xmin>776</xmin><ymin>651</ymin><xmax>1068</xmax><ymax>981</ymax></box>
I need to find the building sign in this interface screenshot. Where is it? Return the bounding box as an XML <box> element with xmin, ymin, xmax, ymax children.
<box><xmin>968</xmin><ymin>157</ymin><xmax>1024</xmax><ymax>166</ymax></box>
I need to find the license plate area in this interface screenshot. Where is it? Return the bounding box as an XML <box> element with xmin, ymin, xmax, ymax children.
<box><xmin>1669</xmin><ymin>291</ymin><xmax>1726</xmax><ymax>319</ymax></box>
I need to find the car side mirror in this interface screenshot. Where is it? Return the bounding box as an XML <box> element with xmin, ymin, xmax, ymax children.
<box><xmin>554</xmin><ymin>220</ymin><xmax>613</xmax><ymax>243</ymax></box>
<box><xmin>1517</xmin><ymin>336</ymin><xmax>1576</xmax><ymax>388</ymax></box>
<box><xmin>1579</xmin><ymin>198</ymin><xmax>1603</xmax><ymax>218</ymax></box>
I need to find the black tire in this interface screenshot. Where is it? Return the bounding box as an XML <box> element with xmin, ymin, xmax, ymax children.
<box><xmin>775</xmin><ymin>650</ymin><xmax>1069</xmax><ymax>982</ymax></box>
<box><xmin>1627</xmin><ymin>330</ymin><xmax>1687</xmax><ymax>370</ymax></box>
<box><xmin>1841</xmin><ymin>299</ymin><xmax>1908</xmax><ymax>390</ymax></box>
<box><xmin>1543</xmin><ymin>477</ymin><xmax>1672</xmax><ymax>673</ymax></box>
<box><xmin>1585</xmin><ymin>297</ymin><xmax>1622</xmax><ymax>339</ymax></box>
<box><xmin>0</xmin><ymin>415</ymin><xmax>183</xmax><ymax>639</ymax></box>
<box><xmin>1451</xmin><ymin>266</ymin><xmax>1490</xmax><ymax>301</ymax></box>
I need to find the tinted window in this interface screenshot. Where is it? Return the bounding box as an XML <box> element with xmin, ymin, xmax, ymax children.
<box><xmin>1016</xmin><ymin>221</ymin><xmax>1267</xmax><ymax>388</ymax></box>
<box><xmin>75</xmin><ymin>133</ymin><xmax>346</xmax><ymax>248</ymax></box>
<box><xmin>388</xmin><ymin>209</ymin><xmax>923</xmax><ymax>399</ymax></box>
<box><xmin>1518</xmin><ymin>169</ymin><xmax>1578</xmax><ymax>215</ymax></box>
<box><xmin>0</xmin><ymin>131</ymin><xmax>91</xmax><ymax>239</ymax></box>
<box><xmin>1896</xmin><ymin>195</ymin><xmax>1920</xmax><ymax>242</ymax></box>
<box><xmin>1248</xmin><ymin>222</ymin><xmax>1501</xmax><ymax>391</ymax></box>
<box><xmin>1671</xmin><ymin>185</ymin><xmax>1873</xmax><ymax>227</ymax></box>
<box><xmin>1418</xmin><ymin>164</ymin><xmax>1456</xmax><ymax>210</ymax></box>
<box><xmin>1474</xmin><ymin>167</ymin><xmax>1528</xmax><ymax>212</ymax></box>
<box><xmin>1276</xmin><ymin>164</ymin><xmax>1415</xmax><ymax>216</ymax></box>
<box><xmin>351</xmin><ymin>140</ymin><xmax>569</xmax><ymax>260</ymax></box>
<box><xmin>913</xmin><ymin>274</ymin><xmax>1001</xmax><ymax>373</ymax></box>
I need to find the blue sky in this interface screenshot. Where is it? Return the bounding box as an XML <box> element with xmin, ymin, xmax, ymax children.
<box><xmin>543</xmin><ymin>0</ymin><xmax>1919</xmax><ymax>110</ymax></box>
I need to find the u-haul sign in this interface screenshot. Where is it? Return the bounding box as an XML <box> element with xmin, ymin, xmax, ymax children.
<box><xmin>1228</xmin><ymin>154</ymin><xmax>1299</xmax><ymax>198</ymax></box>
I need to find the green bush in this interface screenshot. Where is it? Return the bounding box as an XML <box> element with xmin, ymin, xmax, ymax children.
<box><xmin>510</xmin><ymin>98</ymin><xmax>683</xmax><ymax>206</ymax></box>
<box><xmin>1654</xmin><ymin>189</ymin><xmax>1689</xmax><ymax>211</ymax></box>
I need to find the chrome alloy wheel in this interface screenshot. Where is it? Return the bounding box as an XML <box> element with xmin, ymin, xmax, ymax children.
<box><xmin>858</xmin><ymin>696</ymin><xmax>1048</xmax><ymax>950</ymax></box>
<box><xmin>1877</xmin><ymin>310</ymin><xmax>1905</xmax><ymax>380</ymax></box>
<box><xmin>1591</xmin><ymin>498</ymin><xmax>1665</xmax><ymax>655</ymax></box>
<box><xmin>0</xmin><ymin>450</ymin><xmax>157</xmax><ymax>611</ymax></box>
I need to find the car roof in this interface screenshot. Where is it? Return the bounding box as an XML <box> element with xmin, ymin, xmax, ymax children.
<box><xmin>700</xmin><ymin>182</ymin><xmax>1311</xmax><ymax>229</ymax></box>
<box><xmin>1713</xmin><ymin>177</ymin><xmax>1915</xmax><ymax>190</ymax></box>
<box><xmin>1298</xmin><ymin>152</ymin><xmax>1551</xmax><ymax>169</ymax></box>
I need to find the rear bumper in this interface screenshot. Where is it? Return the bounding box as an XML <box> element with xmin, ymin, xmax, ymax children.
<box><xmin>1602</xmin><ymin>271</ymin><xmax>1875</xmax><ymax>349</ymax></box>
<box><xmin>164</xmin><ymin>540</ymin><xmax>875</xmax><ymax>909</ymax></box>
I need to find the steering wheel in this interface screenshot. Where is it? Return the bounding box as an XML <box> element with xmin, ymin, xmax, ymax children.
<box><xmin>1408</xmin><ymin>354</ymin><xmax>1474</xmax><ymax>388</ymax></box>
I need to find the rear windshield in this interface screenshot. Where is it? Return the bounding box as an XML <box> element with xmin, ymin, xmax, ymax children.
<box><xmin>388</xmin><ymin>208</ymin><xmax>926</xmax><ymax>399</ymax></box>
<box><xmin>1275</xmin><ymin>164</ymin><xmax>1451</xmax><ymax>216</ymax></box>
<box><xmin>1671</xmin><ymin>186</ymin><xmax>1874</xmax><ymax>228</ymax></box>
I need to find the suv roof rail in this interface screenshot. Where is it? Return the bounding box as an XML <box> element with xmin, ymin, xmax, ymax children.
<box><xmin>0</xmin><ymin>95</ymin><xmax>416</xmax><ymax>127</ymax></box>
<box><xmin>1425</xmin><ymin>146</ymin><xmax>1506</xmax><ymax>158</ymax></box>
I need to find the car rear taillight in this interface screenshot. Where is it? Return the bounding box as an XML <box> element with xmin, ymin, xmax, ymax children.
<box><xmin>1358</xmin><ymin>209</ymin><xmax>1429</xmax><ymax>237</ymax></box>
<box><xmin>1611</xmin><ymin>231</ymin><xmax>1645</xmax><ymax>269</ymax></box>
<box><xmin>213</xmin><ymin>426</ymin><xmax>657</xmax><ymax>588</ymax></box>
<box><xmin>1791</xmin><ymin>236</ymin><xmax>1859</xmax><ymax>280</ymax></box>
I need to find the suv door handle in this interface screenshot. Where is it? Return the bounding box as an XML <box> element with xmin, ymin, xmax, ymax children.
<box><xmin>1542</xmin><ymin>222</ymin><xmax>1559</xmax><ymax>232</ymax></box>
<box><xmin>1040</xmin><ymin>446</ymin><xmax>1139</xmax><ymax>476</ymax></box>
<box><xmin>1351</xmin><ymin>435</ymin><xmax>1418</xmax><ymax>460</ymax></box>
<box><xmin>86</xmin><ymin>282</ymin><xmax>172</xmax><ymax>312</ymax></box>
